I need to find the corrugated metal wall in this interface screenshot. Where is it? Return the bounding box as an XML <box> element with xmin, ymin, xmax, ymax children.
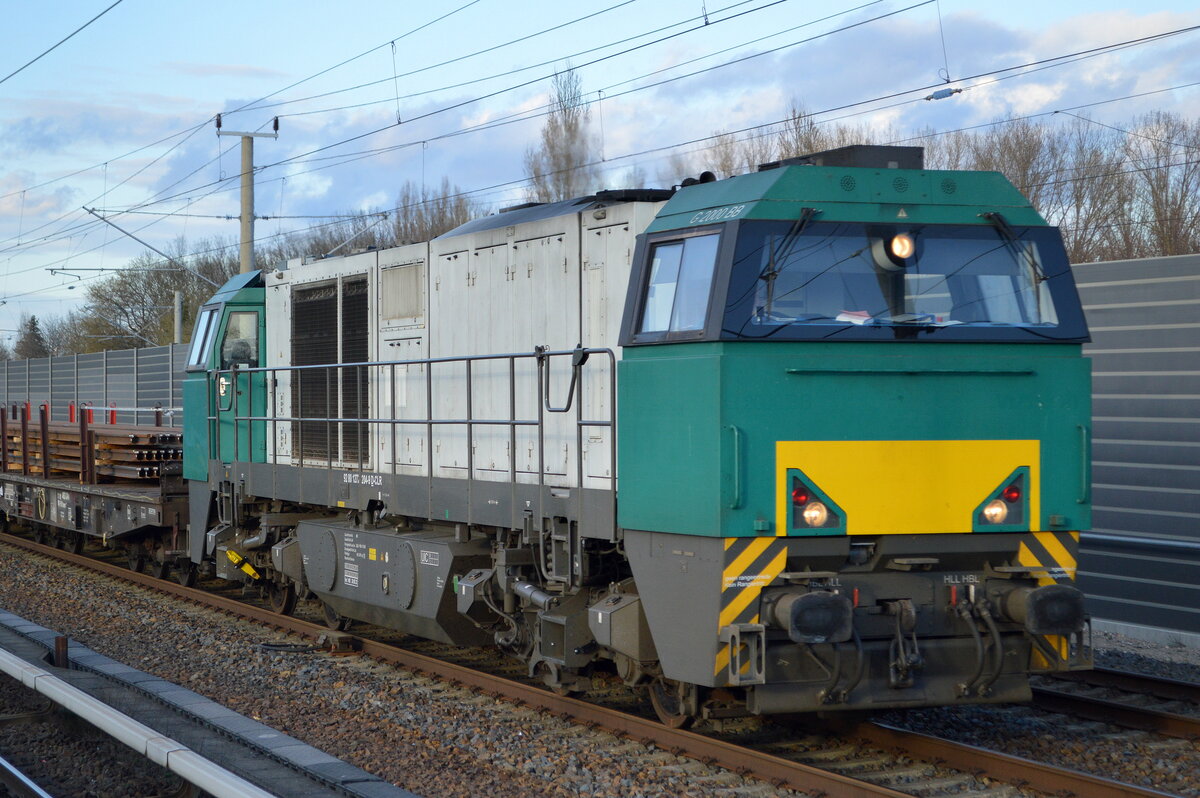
<box><xmin>0</xmin><ymin>345</ymin><xmax>187</xmax><ymax>427</ymax></box>
<box><xmin>1074</xmin><ymin>253</ymin><xmax>1200</xmax><ymax>635</ymax></box>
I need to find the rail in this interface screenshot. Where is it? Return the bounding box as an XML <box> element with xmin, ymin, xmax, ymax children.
<box><xmin>4</xmin><ymin>531</ymin><xmax>1182</xmax><ymax>798</ymax></box>
<box><xmin>209</xmin><ymin>346</ymin><xmax>618</xmax><ymax>530</ymax></box>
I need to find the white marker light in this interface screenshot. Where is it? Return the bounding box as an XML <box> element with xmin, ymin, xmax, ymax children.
<box><xmin>983</xmin><ymin>499</ymin><xmax>1008</xmax><ymax>524</ymax></box>
<box><xmin>803</xmin><ymin>501</ymin><xmax>829</xmax><ymax>527</ymax></box>
<box><xmin>890</xmin><ymin>233</ymin><xmax>915</xmax><ymax>259</ymax></box>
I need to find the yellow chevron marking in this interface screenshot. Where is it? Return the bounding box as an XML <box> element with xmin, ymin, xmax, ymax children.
<box><xmin>719</xmin><ymin>549</ymin><xmax>787</xmax><ymax>628</ymax></box>
<box><xmin>724</xmin><ymin>537</ymin><xmax>739</xmax><ymax>551</ymax></box>
<box><xmin>1017</xmin><ymin>543</ymin><xmax>1057</xmax><ymax>587</ymax></box>
<box><xmin>715</xmin><ymin>543</ymin><xmax>786</xmax><ymax>681</ymax></box>
<box><xmin>1035</xmin><ymin>531</ymin><xmax>1077</xmax><ymax>576</ymax></box>
<box><xmin>715</xmin><ymin>644</ymin><xmax>730</xmax><ymax>676</ymax></box>
<box><xmin>1032</xmin><ymin>634</ymin><xmax>1070</xmax><ymax>669</ymax></box>
<box><xmin>1070</xmin><ymin>531</ymin><xmax>1079</xmax><ymax>542</ymax></box>
<box><xmin>722</xmin><ymin>537</ymin><xmax>774</xmax><ymax>588</ymax></box>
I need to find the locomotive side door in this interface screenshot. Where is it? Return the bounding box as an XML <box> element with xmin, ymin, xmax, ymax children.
<box><xmin>213</xmin><ymin>307</ymin><xmax>267</xmax><ymax>464</ymax></box>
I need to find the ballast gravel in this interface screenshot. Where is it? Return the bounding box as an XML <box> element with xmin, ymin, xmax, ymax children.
<box><xmin>0</xmin><ymin>544</ymin><xmax>800</xmax><ymax>798</ymax></box>
<box><xmin>877</xmin><ymin>628</ymin><xmax>1200</xmax><ymax>797</ymax></box>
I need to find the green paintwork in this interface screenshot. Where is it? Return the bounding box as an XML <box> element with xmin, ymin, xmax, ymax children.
<box><xmin>182</xmin><ymin>374</ymin><xmax>209</xmax><ymax>481</ymax></box>
<box><xmin>182</xmin><ymin>272</ymin><xmax>267</xmax><ymax>481</ymax></box>
<box><xmin>646</xmin><ymin>165</ymin><xmax>1047</xmax><ymax>232</ymax></box>
<box><xmin>213</xmin><ymin>308</ymin><xmax>267</xmax><ymax>464</ymax></box>
<box><xmin>617</xmin><ymin>342</ymin><xmax>1091</xmax><ymax>537</ymax></box>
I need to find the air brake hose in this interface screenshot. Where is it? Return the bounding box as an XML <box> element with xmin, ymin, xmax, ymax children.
<box><xmin>956</xmin><ymin>603</ymin><xmax>985</xmax><ymax>697</ymax></box>
<box><xmin>977</xmin><ymin>602</ymin><xmax>1005</xmax><ymax>696</ymax></box>
<box><xmin>836</xmin><ymin>629</ymin><xmax>865</xmax><ymax>701</ymax></box>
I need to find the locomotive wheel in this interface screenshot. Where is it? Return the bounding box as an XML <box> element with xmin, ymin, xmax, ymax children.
<box><xmin>150</xmin><ymin>559</ymin><xmax>170</xmax><ymax>580</ymax></box>
<box><xmin>321</xmin><ymin>602</ymin><xmax>352</xmax><ymax>632</ymax></box>
<box><xmin>32</xmin><ymin>527</ymin><xmax>48</xmax><ymax>545</ymax></box>
<box><xmin>649</xmin><ymin>677</ymin><xmax>697</xmax><ymax>729</ymax></box>
<box><xmin>176</xmin><ymin>562</ymin><xmax>198</xmax><ymax>588</ymax></box>
<box><xmin>127</xmin><ymin>551</ymin><xmax>146</xmax><ymax>573</ymax></box>
<box><xmin>269</xmin><ymin>583</ymin><xmax>297</xmax><ymax>616</ymax></box>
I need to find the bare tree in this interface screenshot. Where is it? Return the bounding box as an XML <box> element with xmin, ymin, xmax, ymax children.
<box><xmin>706</xmin><ymin>132</ymin><xmax>741</xmax><ymax>179</ymax></box>
<box><xmin>1043</xmin><ymin>117</ymin><xmax>1130</xmax><ymax>263</ymax></box>
<box><xmin>394</xmin><ymin>178</ymin><xmax>485</xmax><ymax>243</ymax></box>
<box><xmin>776</xmin><ymin>102</ymin><xmax>878</xmax><ymax>160</ymax></box>
<box><xmin>76</xmin><ymin>239</ymin><xmax>235</xmax><ymax>352</ymax></box>
<box><xmin>1124</xmin><ymin>111</ymin><xmax>1200</xmax><ymax>257</ymax></box>
<box><xmin>42</xmin><ymin>311</ymin><xmax>89</xmax><ymax>356</ymax></box>
<box><xmin>703</xmin><ymin>130</ymin><xmax>777</xmax><ymax>179</ymax></box>
<box><xmin>656</xmin><ymin>150</ymin><xmax>697</xmax><ymax>188</ymax></box>
<box><xmin>524</xmin><ymin>68</ymin><xmax>600</xmax><ymax>202</ymax></box>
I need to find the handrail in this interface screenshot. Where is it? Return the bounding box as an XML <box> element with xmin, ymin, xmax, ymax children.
<box><xmin>208</xmin><ymin>347</ymin><xmax>618</xmax><ymax>536</ymax></box>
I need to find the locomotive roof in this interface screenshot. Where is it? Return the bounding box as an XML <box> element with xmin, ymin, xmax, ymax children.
<box><xmin>646</xmin><ymin>164</ymin><xmax>1048</xmax><ymax>233</ymax></box>
<box><xmin>438</xmin><ymin>189</ymin><xmax>673</xmax><ymax>239</ymax></box>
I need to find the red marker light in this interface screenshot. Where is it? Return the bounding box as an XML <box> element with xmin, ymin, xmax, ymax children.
<box><xmin>852</xmin><ymin>587</ymin><xmax>859</xmax><ymax>608</ymax></box>
<box><xmin>1003</xmin><ymin>484</ymin><xmax>1021</xmax><ymax>503</ymax></box>
<box><xmin>950</xmin><ymin>585</ymin><xmax>958</xmax><ymax>606</ymax></box>
<box><xmin>791</xmin><ymin>487</ymin><xmax>809</xmax><ymax>505</ymax></box>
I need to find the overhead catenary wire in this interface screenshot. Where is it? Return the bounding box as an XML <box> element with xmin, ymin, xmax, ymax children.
<box><xmin>3</xmin><ymin>11</ymin><xmax>1197</xmax><ymax>285</ymax></box>
<box><xmin>3</xmin><ymin>34</ymin><xmax>1196</xmax><ymax>288</ymax></box>
<box><xmin>0</xmin><ymin>0</ymin><xmax>125</xmax><ymax>86</ymax></box>
<box><xmin>273</xmin><ymin>0</ymin><xmax>882</xmax><ymax>122</ymax></box>
<box><xmin>0</xmin><ymin>1</ymin><xmax>490</xmax><ymax>246</ymax></box>
<box><xmin>0</xmin><ymin>0</ymin><xmax>812</xmax><ymax>260</ymax></box>
<box><xmin>0</xmin><ymin>0</ymin><xmax>641</xmax><ymax>208</ymax></box>
<box><xmin>133</xmin><ymin>17</ymin><xmax>1200</xmax><ymax>221</ymax></box>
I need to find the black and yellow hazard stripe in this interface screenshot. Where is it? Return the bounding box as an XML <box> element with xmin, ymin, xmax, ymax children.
<box><xmin>715</xmin><ymin>536</ymin><xmax>787</xmax><ymax>681</ymax></box>
<box><xmin>1016</xmin><ymin>531</ymin><xmax>1078</xmax><ymax>585</ymax></box>
<box><xmin>1016</xmin><ymin>530</ymin><xmax>1079</xmax><ymax>666</ymax></box>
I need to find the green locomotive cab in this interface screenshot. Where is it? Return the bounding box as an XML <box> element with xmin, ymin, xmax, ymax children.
<box><xmin>617</xmin><ymin>147</ymin><xmax>1092</xmax><ymax>719</ymax></box>
<box><xmin>182</xmin><ymin>271</ymin><xmax>268</xmax><ymax>482</ymax></box>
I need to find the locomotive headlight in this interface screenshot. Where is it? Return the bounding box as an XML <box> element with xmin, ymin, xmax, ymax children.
<box><xmin>890</xmin><ymin>233</ymin><xmax>915</xmax><ymax>259</ymax></box>
<box><xmin>982</xmin><ymin>499</ymin><xmax>1008</xmax><ymax>524</ymax></box>
<box><xmin>802</xmin><ymin>501</ymin><xmax>829</xmax><ymax>527</ymax></box>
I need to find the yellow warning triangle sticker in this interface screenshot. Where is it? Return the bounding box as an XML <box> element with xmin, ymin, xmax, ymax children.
<box><xmin>897</xmin><ymin>208</ymin><xmax>908</xmax><ymax>218</ymax></box>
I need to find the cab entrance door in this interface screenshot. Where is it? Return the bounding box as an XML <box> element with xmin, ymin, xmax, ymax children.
<box><xmin>214</xmin><ymin>308</ymin><xmax>266</xmax><ymax>464</ymax></box>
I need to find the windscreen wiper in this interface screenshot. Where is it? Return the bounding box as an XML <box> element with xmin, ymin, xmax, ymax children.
<box><xmin>981</xmin><ymin>211</ymin><xmax>1048</xmax><ymax>284</ymax></box>
<box><xmin>759</xmin><ymin>207</ymin><xmax>820</xmax><ymax>316</ymax></box>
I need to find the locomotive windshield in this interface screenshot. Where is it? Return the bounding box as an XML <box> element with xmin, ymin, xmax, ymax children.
<box><xmin>721</xmin><ymin>221</ymin><xmax>1088</xmax><ymax>342</ymax></box>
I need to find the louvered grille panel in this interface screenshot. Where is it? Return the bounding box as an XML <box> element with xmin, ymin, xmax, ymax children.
<box><xmin>341</xmin><ymin>278</ymin><xmax>369</xmax><ymax>464</ymax></box>
<box><xmin>291</xmin><ymin>284</ymin><xmax>339</xmax><ymax>459</ymax></box>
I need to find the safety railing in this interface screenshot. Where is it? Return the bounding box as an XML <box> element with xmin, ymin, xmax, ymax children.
<box><xmin>207</xmin><ymin>346</ymin><xmax>617</xmax><ymax>529</ymax></box>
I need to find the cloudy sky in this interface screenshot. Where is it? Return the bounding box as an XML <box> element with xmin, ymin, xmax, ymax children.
<box><xmin>0</xmin><ymin>0</ymin><xmax>1197</xmax><ymax>336</ymax></box>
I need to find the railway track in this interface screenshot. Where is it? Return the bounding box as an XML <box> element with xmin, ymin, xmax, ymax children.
<box><xmin>1034</xmin><ymin>668</ymin><xmax>1200</xmax><ymax>740</ymax></box>
<box><xmin>1</xmin><ymin>530</ymin><xmax>1187</xmax><ymax>798</ymax></box>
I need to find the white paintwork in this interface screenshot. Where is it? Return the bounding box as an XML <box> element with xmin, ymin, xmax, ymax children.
<box><xmin>265</xmin><ymin>198</ymin><xmax>665</xmax><ymax>492</ymax></box>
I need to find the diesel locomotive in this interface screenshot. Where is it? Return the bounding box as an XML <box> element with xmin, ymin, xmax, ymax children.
<box><xmin>0</xmin><ymin>145</ymin><xmax>1093</xmax><ymax>726</ymax></box>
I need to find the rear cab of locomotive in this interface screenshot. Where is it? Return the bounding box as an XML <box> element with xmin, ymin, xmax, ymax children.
<box><xmin>617</xmin><ymin>145</ymin><xmax>1093</xmax><ymax>716</ymax></box>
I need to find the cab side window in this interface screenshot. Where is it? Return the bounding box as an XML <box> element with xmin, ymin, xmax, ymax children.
<box><xmin>187</xmin><ymin>307</ymin><xmax>219</xmax><ymax>370</ymax></box>
<box><xmin>639</xmin><ymin>233</ymin><xmax>720</xmax><ymax>333</ymax></box>
<box><xmin>220</xmin><ymin>311</ymin><xmax>259</xmax><ymax>369</ymax></box>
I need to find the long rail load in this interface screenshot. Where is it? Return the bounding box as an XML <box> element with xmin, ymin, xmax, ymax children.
<box><xmin>0</xmin><ymin>145</ymin><xmax>1095</xmax><ymax>726</ymax></box>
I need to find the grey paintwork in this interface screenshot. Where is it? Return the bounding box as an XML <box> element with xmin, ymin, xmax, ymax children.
<box><xmin>1074</xmin><ymin>252</ymin><xmax>1200</xmax><ymax>634</ymax></box>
